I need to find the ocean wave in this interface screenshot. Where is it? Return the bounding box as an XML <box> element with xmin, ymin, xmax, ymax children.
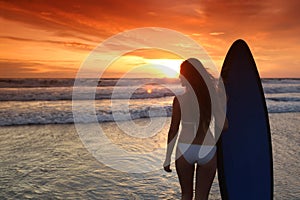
<box><xmin>1</xmin><ymin>78</ymin><xmax>299</xmax><ymax>101</ymax></box>
<box><xmin>263</xmin><ymin>84</ymin><xmax>300</xmax><ymax>94</ymax></box>
<box><xmin>1</xmin><ymin>78</ymin><xmax>298</xmax><ymax>88</ymax></box>
<box><xmin>0</xmin><ymin>78</ymin><xmax>299</xmax><ymax>126</ymax></box>
<box><xmin>0</xmin><ymin>78</ymin><xmax>180</xmax><ymax>88</ymax></box>
<box><xmin>267</xmin><ymin>97</ymin><xmax>300</xmax><ymax>102</ymax></box>
<box><xmin>0</xmin><ymin>99</ymin><xmax>299</xmax><ymax>126</ymax></box>
<box><xmin>2</xmin><ymin>85</ymin><xmax>299</xmax><ymax>101</ymax></box>
<box><xmin>0</xmin><ymin>86</ymin><xmax>183</xmax><ymax>101</ymax></box>
<box><xmin>262</xmin><ymin>78</ymin><xmax>300</xmax><ymax>84</ymax></box>
<box><xmin>266</xmin><ymin>101</ymin><xmax>300</xmax><ymax>114</ymax></box>
<box><xmin>0</xmin><ymin>100</ymin><xmax>173</xmax><ymax>126</ymax></box>
<box><xmin>265</xmin><ymin>93</ymin><xmax>300</xmax><ymax>103</ymax></box>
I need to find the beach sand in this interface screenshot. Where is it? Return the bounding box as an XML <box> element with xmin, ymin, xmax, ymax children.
<box><xmin>0</xmin><ymin>113</ymin><xmax>299</xmax><ymax>199</ymax></box>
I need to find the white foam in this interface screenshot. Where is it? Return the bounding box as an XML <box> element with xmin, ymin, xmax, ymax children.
<box><xmin>0</xmin><ymin>78</ymin><xmax>299</xmax><ymax>126</ymax></box>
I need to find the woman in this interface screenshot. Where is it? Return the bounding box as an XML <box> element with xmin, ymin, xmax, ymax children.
<box><xmin>163</xmin><ymin>58</ymin><xmax>227</xmax><ymax>200</ymax></box>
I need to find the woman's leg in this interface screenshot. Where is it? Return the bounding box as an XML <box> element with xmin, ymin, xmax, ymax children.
<box><xmin>195</xmin><ymin>153</ymin><xmax>217</xmax><ymax>200</ymax></box>
<box><xmin>175</xmin><ymin>153</ymin><xmax>195</xmax><ymax>200</ymax></box>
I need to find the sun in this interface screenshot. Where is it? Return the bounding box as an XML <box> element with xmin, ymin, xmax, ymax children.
<box><xmin>147</xmin><ymin>59</ymin><xmax>183</xmax><ymax>78</ymax></box>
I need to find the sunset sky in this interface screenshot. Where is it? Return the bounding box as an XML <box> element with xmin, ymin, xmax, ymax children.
<box><xmin>0</xmin><ymin>0</ymin><xmax>299</xmax><ymax>78</ymax></box>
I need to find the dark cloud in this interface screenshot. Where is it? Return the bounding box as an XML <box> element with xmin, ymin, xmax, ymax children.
<box><xmin>200</xmin><ymin>0</ymin><xmax>300</xmax><ymax>35</ymax></box>
<box><xmin>0</xmin><ymin>36</ymin><xmax>95</xmax><ymax>51</ymax></box>
<box><xmin>0</xmin><ymin>0</ymin><xmax>203</xmax><ymax>38</ymax></box>
<box><xmin>1</xmin><ymin>0</ymin><xmax>299</xmax><ymax>37</ymax></box>
<box><xmin>0</xmin><ymin>59</ymin><xmax>78</xmax><ymax>78</ymax></box>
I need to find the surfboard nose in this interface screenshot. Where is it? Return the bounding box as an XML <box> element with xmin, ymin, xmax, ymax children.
<box><xmin>221</xmin><ymin>39</ymin><xmax>257</xmax><ymax>81</ymax></box>
<box><xmin>232</xmin><ymin>39</ymin><xmax>248</xmax><ymax>48</ymax></box>
<box><xmin>228</xmin><ymin>39</ymin><xmax>252</xmax><ymax>57</ymax></box>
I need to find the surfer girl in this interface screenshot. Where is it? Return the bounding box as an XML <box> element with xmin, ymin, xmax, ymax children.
<box><xmin>163</xmin><ymin>58</ymin><xmax>228</xmax><ymax>200</ymax></box>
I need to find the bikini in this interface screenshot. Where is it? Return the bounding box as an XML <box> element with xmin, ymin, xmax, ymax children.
<box><xmin>177</xmin><ymin>93</ymin><xmax>216</xmax><ymax>165</ymax></box>
<box><xmin>177</xmin><ymin>142</ymin><xmax>216</xmax><ymax>165</ymax></box>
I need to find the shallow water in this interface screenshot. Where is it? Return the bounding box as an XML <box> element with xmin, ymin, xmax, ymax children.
<box><xmin>0</xmin><ymin>113</ymin><xmax>299</xmax><ymax>199</ymax></box>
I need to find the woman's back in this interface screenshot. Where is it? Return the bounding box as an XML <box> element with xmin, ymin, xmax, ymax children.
<box><xmin>177</xmin><ymin>90</ymin><xmax>214</xmax><ymax>145</ymax></box>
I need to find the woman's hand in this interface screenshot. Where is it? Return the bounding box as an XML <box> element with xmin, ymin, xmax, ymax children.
<box><xmin>164</xmin><ymin>164</ymin><xmax>172</xmax><ymax>173</ymax></box>
<box><xmin>216</xmin><ymin>117</ymin><xmax>229</xmax><ymax>133</ymax></box>
<box><xmin>223</xmin><ymin>118</ymin><xmax>229</xmax><ymax>132</ymax></box>
<box><xmin>163</xmin><ymin>159</ymin><xmax>172</xmax><ymax>173</ymax></box>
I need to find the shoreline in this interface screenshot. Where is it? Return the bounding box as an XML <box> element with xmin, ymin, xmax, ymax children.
<box><xmin>0</xmin><ymin>112</ymin><xmax>299</xmax><ymax>128</ymax></box>
<box><xmin>0</xmin><ymin>112</ymin><xmax>299</xmax><ymax>199</ymax></box>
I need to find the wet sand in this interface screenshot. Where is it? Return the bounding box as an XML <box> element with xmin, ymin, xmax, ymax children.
<box><xmin>0</xmin><ymin>113</ymin><xmax>299</xmax><ymax>199</ymax></box>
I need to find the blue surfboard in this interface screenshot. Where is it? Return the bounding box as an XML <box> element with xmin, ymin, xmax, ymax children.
<box><xmin>217</xmin><ymin>40</ymin><xmax>273</xmax><ymax>200</ymax></box>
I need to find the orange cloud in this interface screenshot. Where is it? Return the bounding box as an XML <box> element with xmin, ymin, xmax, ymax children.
<box><xmin>0</xmin><ymin>0</ymin><xmax>299</xmax><ymax>77</ymax></box>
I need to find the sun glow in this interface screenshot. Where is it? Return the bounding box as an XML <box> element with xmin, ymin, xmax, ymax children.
<box><xmin>147</xmin><ymin>59</ymin><xmax>183</xmax><ymax>78</ymax></box>
<box><xmin>147</xmin><ymin>88</ymin><xmax>152</xmax><ymax>94</ymax></box>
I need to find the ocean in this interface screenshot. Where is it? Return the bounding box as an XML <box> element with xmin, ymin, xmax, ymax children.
<box><xmin>0</xmin><ymin>78</ymin><xmax>299</xmax><ymax>199</ymax></box>
<box><xmin>0</xmin><ymin>78</ymin><xmax>299</xmax><ymax>126</ymax></box>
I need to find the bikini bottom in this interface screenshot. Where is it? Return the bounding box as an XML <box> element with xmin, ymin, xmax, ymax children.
<box><xmin>177</xmin><ymin>143</ymin><xmax>216</xmax><ymax>165</ymax></box>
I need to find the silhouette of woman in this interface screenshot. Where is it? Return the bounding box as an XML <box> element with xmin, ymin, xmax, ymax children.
<box><xmin>163</xmin><ymin>58</ymin><xmax>227</xmax><ymax>200</ymax></box>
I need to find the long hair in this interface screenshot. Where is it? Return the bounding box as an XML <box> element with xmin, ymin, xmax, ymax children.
<box><xmin>180</xmin><ymin>58</ymin><xmax>213</xmax><ymax>133</ymax></box>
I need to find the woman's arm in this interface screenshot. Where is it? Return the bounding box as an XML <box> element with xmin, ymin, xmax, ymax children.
<box><xmin>164</xmin><ymin>97</ymin><xmax>181</xmax><ymax>172</ymax></box>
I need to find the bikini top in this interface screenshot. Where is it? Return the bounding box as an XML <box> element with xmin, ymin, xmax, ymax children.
<box><xmin>178</xmin><ymin>91</ymin><xmax>213</xmax><ymax>136</ymax></box>
<box><xmin>177</xmin><ymin>92</ymin><xmax>200</xmax><ymax>127</ymax></box>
